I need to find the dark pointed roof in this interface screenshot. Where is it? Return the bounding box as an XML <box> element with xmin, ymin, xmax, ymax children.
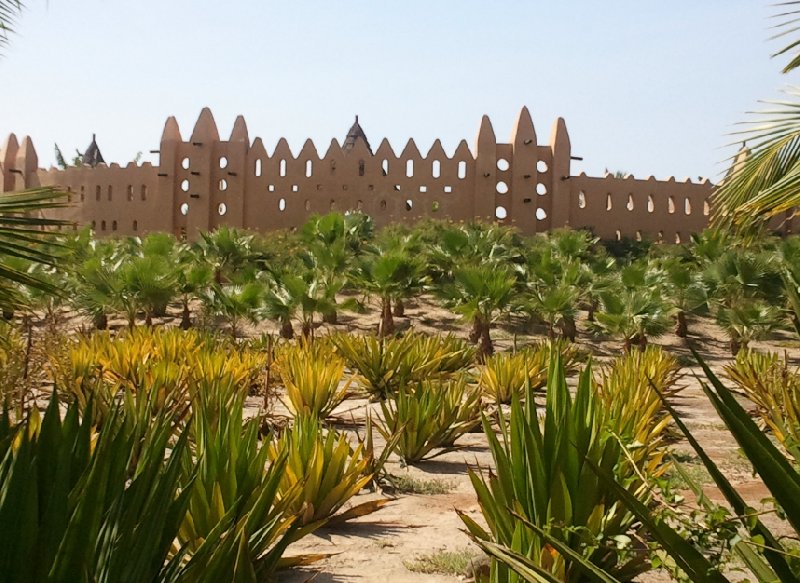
<box><xmin>342</xmin><ymin>115</ymin><xmax>372</xmax><ymax>154</ymax></box>
<box><xmin>83</xmin><ymin>133</ymin><xmax>105</xmax><ymax>167</ymax></box>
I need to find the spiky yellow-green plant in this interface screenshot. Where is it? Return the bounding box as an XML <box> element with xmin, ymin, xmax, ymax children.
<box><xmin>460</xmin><ymin>355</ymin><xmax>651</xmax><ymax>582</ymax></box>
<box><xmin>268</xmin><ymin>416</ymin><xmax>387</xmax><ymax>532</ymax></box>
<box><xmin>477</xmin><ymin>340</ymin><xmax>579</xmax><ymax>404</ymax></box>
<box><xmin>330</xmin><ymin>332</ymin><xmax>475</xmax><ymax>400</ymax></box>
<box><xmin>377</xmin><ymin>375</ymin><xmax>482</xmax><ymax>463</ymax></box>
<box><xmin>274</xmin><ymin>342</ymin><xmax>353</xmax><ymax>419</ymax></box>
<box><xmin>595</xmin><ymin>346</ymin><xmax>682</xmax><ymax>478</ymax></box>
<box><xmin>725</xmin><ymin>350</ymin><xmax>800</xmax><ymax>459</ymax></box>
<box><xmin>51</xmin><ymin>328</ymin><xmax>266</xmax><ymax>424</ymax></box>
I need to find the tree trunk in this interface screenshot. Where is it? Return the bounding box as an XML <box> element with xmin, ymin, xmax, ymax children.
<box><xmin>468</xmin><ymin>319</ymin><xmax>481</xmax><ymax>344</ymax></box>
<box><xmin>94</xmin><ymin>312</ymin><xmax>108</xmax><ymax>330</ymax></box>
<box><xmin>730</xmin><ymin>336</ymin><xmax>742</xmax><ymax>356</ymax></box>
<box><xmin>280</xmin><ymin>320</ymin><xmax>294</xmax><ymax>339</ymax></box>
<box><xmin>393</xmin><ymin>298</ymin><xmax>405</xmax><ymax>317</ymax></box>
<box><xmin>478</xmin><ymin>322</ymin><xmax>494</xmax><ymax>361</ymax></box>
<box><xmin>674</xmin><ymin>311</ymin><xmax>688</xmax><ymax>338</ymax></box>
<box><xmin>214</xmin><ymin>268</ymin><xmax>222</xmax><ymax>285</ymax></box>
<box><xmin>561</xmin><ymin>316</ymin><xmax>577</xmax><ymax>342</ymax></box>
<box><xmin>145</xmin><ymin>311</ymin><xmax>153</xmax><ymax>327</ymax></box>
<box><xmin>587</xmin><ymin>299</ymin><xmax>597</xmax><ymax>323</ymax></box>
<box><xmin>637</xmin><ymin>334</ymin><xmax>648</xmax><ymax>352</ymax></box>
<box><xmin>547</xmin><ymin>322</ymin><xmax>556</xmax><ymax>339</ymax></box>
<box><xmin>301</xmin><ymin>321</ymin><xmax>313</xmax><ymax>341</ymax></box>
<box><xmin>623</xmin><ymin>337</ymin><xmax>633</xmax><ymax>353</ymax></box>
<box><xmin>378</xmin><ymin>297</ymin><xmax>394</xmax><ymax>337</ymax></box>
<box><xmin>180</xmin><ymin>302</ymin><xmax>192</xmax><ymax>330</ymax></box>
<box><xmin>323</xmin><ymin>310</ymin><xmax>338</xmax><ymax>324</ymax></box>
<box><xmin>128</xmin><ymin>314</ymin><xmax>136</xmax><ymax>329</ymax></box>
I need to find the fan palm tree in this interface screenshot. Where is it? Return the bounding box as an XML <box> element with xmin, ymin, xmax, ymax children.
<box><xmin>717</xmin><ymin>297</ymin><xmax>781</xmax><ymax>355</ymax></box>
<box><xmin>712</xmin><ymin>2</ymin><xmax>800</xmax><ymax>230</ymax></box>
<box><xmin>426</xmin><ymin>222</ymin><xmax>523</xmax><ymax>284</ymax></box>
<box><xmin>437</xmin><ymin>264</ymin><xmax>517</xmax><ymax>358</ymax></box>
<box><xmin>592</xmin><ymin>262</ymin><xmax>671</xmax><ymax>352</ymax></box>
<box><xmin>197</xmin><ymin>227</ymin><xmax>256</xmax><ymax>284</ymax></box>
<box><xmin>202</xmin><ymin>282</ymin><xmax>263</xmax><ymax>338</ymax></box>
<box><xmin>70</xmin><ymin>238</ymin><xmax>123</xmax><ymax>329</ymax></box>
<box><xmin>657</xmin><ymin>257</ymin><xmax>708</xmax><ymax>338</ymax></box>
<box><xmin>175</xmin><ymin>244</ymin><xmax>212</xmax><ymax>330</ymax></box>
<box><xmin>119</xmin><ymin>255</ymin><xmax>178</xmax><ymax>326</ymax></box>
<box><xmin>353</xmin><ymin>248</ymin><xmax>425</xmax><ymax>337</ymax></box>
<box><xmin>264</xmin><ymin>268</ymin><xmax>340</xmax><ymax>341</ymax></box>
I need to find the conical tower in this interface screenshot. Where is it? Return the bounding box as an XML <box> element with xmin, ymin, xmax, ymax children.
<box><xmin>342</xmin><ymin>115</ymin><xmax>372</xmax><ymax>154</ymax></box>
<box><xmin>83</xmin><ymin>134</ymin><xmax>105</xmax><ymax>167</ymax></box>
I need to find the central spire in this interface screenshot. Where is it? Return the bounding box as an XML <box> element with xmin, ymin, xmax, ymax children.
<box><xmin>343</xmin><ymin>115</ymin><xmax>372</xmax><ymax>154</ymax></box>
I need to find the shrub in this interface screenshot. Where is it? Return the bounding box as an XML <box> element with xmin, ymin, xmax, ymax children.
<box><xmin>331</xmin><ymin>332</ymin><xmax>474</xmax><ymax>400</ymax></box>
<box><xmin>477</xmin><ymin>340</ymin><xmax>578</xmax><ymax>404</ymax></box>
<box><xmin>459</xmin><ymin>355</ymin><xmax>652</xmax><ymax>582</ymax></box>
<box><xmin>725</xmin><ymin>350</ymin><xmax>800</xmax><ymax>458</ymax></box>
<box><xmin>275</xmin><ymin>342</ymin><xmax>353</xmax><ymax>419</ymax></box>
<box><xmin>268</xmin><ymin>416</ymin><xmax>386</xmax><ymax>532</ymax></box>
<box><xmin>52</xmin><ymin>328</ymin><xmax>266</xmax><ymax>425</ymax></box>
<box><xmin>378</xmin><ymin>376</ymin><xmax>482</xmax><ymax>464</ymax></box>
<box><xmin>595</xmin><ymin>346</ymin><xmax>682</xmax><ymax>477</ymax></box>
<box><xmin>0</xmin><ymin>394</ymin><xmax>192</xmax><ymax>581</ymax></box>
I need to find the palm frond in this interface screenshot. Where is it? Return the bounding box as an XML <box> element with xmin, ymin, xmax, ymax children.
<box><xmin>0</xmin><ymin>188</ymin><xmax>71</xmax><ymax>308</ymax></box>
<box><xmin>713</xmin><ymin>1</ymin><xmax>800</xmax><ymax>228</ymax></box>
<box><xmin>0</xmin><ymin>1</ymin><xmax>23</xmax><ymax>56</ymax></box>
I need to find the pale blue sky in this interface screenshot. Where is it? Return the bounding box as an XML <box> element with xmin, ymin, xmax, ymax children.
<box><xmin>0</xmin><ymin>1</ymin><xmax>789</xmax><ymax>181</ymax></box>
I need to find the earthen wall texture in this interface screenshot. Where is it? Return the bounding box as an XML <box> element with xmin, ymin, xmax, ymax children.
<box><xmin>1</xmin><ymin>107</ymin><xmax>731</xmax><ymax>241</ymax></box>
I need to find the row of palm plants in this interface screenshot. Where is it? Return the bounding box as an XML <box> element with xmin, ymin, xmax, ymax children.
<box><xmin>5</xmin><ymin>214</ymin><xmax>796</xmax><ymax>363</ymax></box>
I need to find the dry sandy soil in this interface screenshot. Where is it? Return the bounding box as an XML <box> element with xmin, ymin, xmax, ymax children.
<box><xmin>38</xmin><ymin>295</ymin><xmax>800</xmax><ymax>582</ymax></box>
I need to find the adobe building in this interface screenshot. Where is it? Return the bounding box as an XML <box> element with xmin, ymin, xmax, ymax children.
<box><xmin>0</xmin><ymin>107</ymin><xmax>746</xmax><ymax>241</ymax></box>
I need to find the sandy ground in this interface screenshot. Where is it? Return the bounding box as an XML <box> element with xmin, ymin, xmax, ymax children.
<box><xmin>32</xmin><ymin>294</ymin><xmax>800</xmax><ymax>582</ymax></box>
